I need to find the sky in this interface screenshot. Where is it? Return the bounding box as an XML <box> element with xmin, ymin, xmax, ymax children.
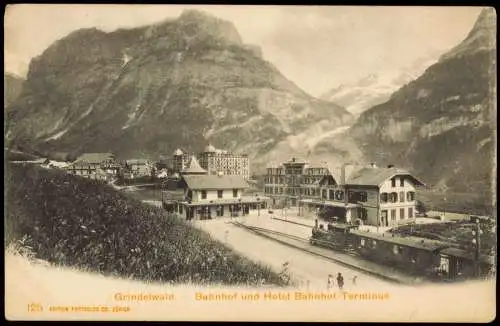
<box><xmin>4</xmin><ymin>5</ymin><xmax>484</xmax><ymax>96</ymax></box>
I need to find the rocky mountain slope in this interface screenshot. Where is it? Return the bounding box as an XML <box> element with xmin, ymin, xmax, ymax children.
<box><xmin>349</xmin><ymin>8</ymin><xmax>496</xmax><ymax>210</ymax></box>
<box><xmin>320</xmin><ymin>52</ymin><xmax>441</xmax><ymax>117</ymax></box>
<box><xmin>5</xmin><ymin>9</ymin><xmax>353</xmax><ymax>163</ymax></box>
<box><xmin>4</xmin><ymin>73</ymin><xmax>24</xmax><ymax>109</ymax></box>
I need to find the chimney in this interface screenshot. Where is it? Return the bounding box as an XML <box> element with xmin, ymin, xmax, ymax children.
<box><xmin>341</xmin><ymin>163</ymin><xmax>356</xmax><ymax>185</ymax></box>
<box><xmin>387</xmin><ymin>164</ymin><xmax>395</xmax><ymax>168</ymax></box>
<box><xmin>370</xmin><ymin>162</ymin><xmax>377</xmax><ymax>168</ymax></box>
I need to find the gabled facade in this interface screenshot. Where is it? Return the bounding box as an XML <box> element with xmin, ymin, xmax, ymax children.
<box><xmin>299</xmin><ymin>163</ymin><xmax>425</xmax><ymax>227</ymax></box>
<box><xmin>264</xmin><ymin>157</ymin><xmax>330</xmax><ymax>207</ymax></box>
<box><xmin>125</xmin><ymin>159</ymin><xmax>153</xmax><ymax>178</ymax></box>
<box><xmin>166</xmin><ymin>174</ymin><xmax>269</xmax><ymax>220</ymax></box>
<box><xmin>66</xmin><ymin>152</ymin><xmax>120</xmax><ymax>181</ymax></box>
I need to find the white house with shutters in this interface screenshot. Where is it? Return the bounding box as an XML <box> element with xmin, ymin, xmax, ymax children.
<box><xmin>299</xmin><ymin>163</ymin><xmax>425</xmax><ymax>227</ymax></box>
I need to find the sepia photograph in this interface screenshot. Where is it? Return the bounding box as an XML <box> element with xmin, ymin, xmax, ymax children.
<box><xmin>4</xmin><ymin>4</ymin><xmax>497</xmax><ymax>322</ymax></box>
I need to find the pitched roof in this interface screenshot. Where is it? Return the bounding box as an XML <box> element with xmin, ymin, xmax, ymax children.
<box><xmin>173</xmin><ymin>148</ymin><xmax>184</xmax><ymax>156</ymax></box>
<box><xmin>182</xmin><ymin>175</ymin><xmax>249</xmax><ymax>190</ymax></box>
<box><xmin>346</xmin><ymin>167</ymin><xmax>425</xmax><ymax>187</ymax></box>
<box><xmin>284</xmin><ymin>157</ymin><xmax>308</xmax><ymax>165</ymax></box>
<box><xmin>318</xmin><ymin>174</ymin><xmax>338</xmax><ymax>186</ymax></box>
<box><xmin>75</xmin><ymin>153</ymin><xmax>114</xmax><ymax>164</ymax></box>
<box><xmin>181</xmin><ymin>155</ymin><xmax>207</xmax><ymax>174</ymax></box>
<box><xmin>126</xmin><ymin>159</ymin><xmax>151</xmax><ymax>165</ymax></box>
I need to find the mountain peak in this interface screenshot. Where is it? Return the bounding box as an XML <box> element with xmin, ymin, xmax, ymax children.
<box><xmin>176</xmin><ymin>9</ymin><xmax>243</xmax><ymax>45</ymax></box>
<box><xmin>471</xmin><ymin>7</ymin><xmax>496</xmax><ymax>33</ymax></box>
<box><xmin>440</xmin><ymin>7</ymin><xmax>496</xmax><ymax>61</ymax></box>
<box><xmin>178</xmin><ymin>9</ymin><xmax>214</xmax><ymax>21</ymax></box>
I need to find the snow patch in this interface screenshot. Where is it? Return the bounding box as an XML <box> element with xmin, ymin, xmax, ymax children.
<box><xmin>416</xmin><ymin>89</ymin><xmax>432</xmax><ymax>99</ymax></box>
<box><xmin>122</xmin><ymin>53</ymin><xmax>132</xmax><ymax>67</ymax></box>
<box><xmin>122</xmin><ymin>104</ymin><xmax>142</xmax><ymax>130</ymax></box>
<box><xmin>46</xmin><ymin>128</ymin><xmax>69</xmax><ymax>141</ymax></box>
<box><xmin>419</xmin><ymin>116</ymin><xmax>483</xmax><ymax>138</ymax></box>
<box><xmin>477</xmin><ymin>138</ymin><xmax>492</xmax><ymax>150</ymax></box>
<box><xmin>205</xmin><ymin>115</ymin><xmax>263</xmax><ymax>137</ymax></box>
<box><xmin>80</xmin><ymin>105</ymin><xmax>94</xmax><ymax>119</ymax></box>
<box><xmin>444</xmin><ymin>95</ymin><xmax>461</xmax><ymax>102</ymax></box>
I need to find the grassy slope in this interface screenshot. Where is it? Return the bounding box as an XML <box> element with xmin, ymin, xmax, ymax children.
<box><xmin>5</xmin><ymin>163</ymin><xmax>284</xmax><ymax>286</ymax></box>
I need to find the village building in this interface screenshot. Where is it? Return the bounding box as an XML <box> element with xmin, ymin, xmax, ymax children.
<box><xmin>264</xmin><ymin>157</ymin><xmax>330</xmax><ymax>207</ymax></box>
<box><xmin>197</xmin><ymin>144</ymin><xmax>251</xmax><ymax>180</ymax></box>
<box><xmin>299</xmin><ymin>163</ymin><xmax>425</xmax><ymax>227</ymax></box>
<box><xmin>164</xmin><ymin>159</ymin><xmax>269</xmax><ymax>220</ymax></box>
<box><xmin>65</xmin><ymin>152</ymin><xmax>121</xmax><ymax>181</ymax></box>
<box><xmin>125</xmin><ymin>159</ymin><xmax>154</xmax><ymax>178</ymax></box>
<box><xmin>156</xmin><ymin>169</ymin><xmax>169</xmax><ymax>179</ymax></box>
<box><xmin>171</xmin><ymin>148</ymin><xmax>192</xmax><ymax>174</ymax></box>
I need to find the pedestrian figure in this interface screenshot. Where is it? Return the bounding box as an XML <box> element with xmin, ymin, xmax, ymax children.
<box><xmin>337</xmin><ymin>273</ymin><xmax>344</xmax><ymax>290</ymax></box>
<box><xmin>327</xmin><ymin>274</ymin><xmax>334</xmax><ymax>290</ymax></box>
<box><xmin>352</xmin><ymin>275</ymin><xmax>357</xmax><ymax>286</ymax></box>
<box><xmin>280</xmin><ymin>261</ymin><xmax>291</xmax><ymax>284</ymax></box>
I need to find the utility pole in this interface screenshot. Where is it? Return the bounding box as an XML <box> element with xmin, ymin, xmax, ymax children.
<box><xmin>443</xmin><ymin>196</ymin><xmax>447</xmax><ymax>219</ymax></box>
<box><xmin>257</xmin><ymin>198</ymin><xmax>260</xmax><ymax>217</ymax></box>
<box><xmin>472</xmin><ymin>218</ymin><xmax>482</xmax><ymax>278</ymax></box>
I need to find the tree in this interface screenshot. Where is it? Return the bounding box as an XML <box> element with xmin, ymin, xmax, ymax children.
<box><xmin>416</xmin><ymin>200</ymin><xmax>428</xmax><ymax>216</ymax></box>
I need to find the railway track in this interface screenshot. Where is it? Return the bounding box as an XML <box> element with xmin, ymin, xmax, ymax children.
<box><xmin>233</xmin><ymin>223</ymin><xmax>311</xmax><ymax>243</ymax></box>
<box><xmin>230</xmin><ymin>221</ymin><xmax>419</xmax><ymax>285</ymax></box>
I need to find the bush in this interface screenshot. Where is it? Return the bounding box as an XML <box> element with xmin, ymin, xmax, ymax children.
<box><xmin>5</xmin><ymin>163</ymin><xmax>285</xmax><ymax>286</ymax></box>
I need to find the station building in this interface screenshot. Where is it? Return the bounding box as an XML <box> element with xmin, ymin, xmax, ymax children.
<box><xmin>164</xmin><ymin>155</ymin><xmax>269</xmax><ymax>220</ymax></box>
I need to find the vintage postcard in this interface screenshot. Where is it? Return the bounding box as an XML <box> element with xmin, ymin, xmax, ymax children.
<box><xmin>4</xmin><ymin>4</ymin><xmax>497</xmax><ymax>322</ymax></box>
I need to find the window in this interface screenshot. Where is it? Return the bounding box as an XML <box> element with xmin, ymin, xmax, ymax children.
<box><xmin>391</xmin><ymin>209</ymin><xmax>396</xmax><ymax>220</ymax></box>
<box><xmin>201</xmin><ymin>190</ymin><xmax>207</xmax><ymax>199</ymax></box>
<box><xmin>400</xmin><ymin>177</ymin><xmax>404</xmax><ymax>187</ymax></box>
<box><xmin>408</xmin><ymin>207</ymin><xmax>414</xmax><ymax>218</ymax></box>
<box><xmin>329</xmin><ymin>189</ymin><xmax>335</xmax><ymax>200</ymax></box>
<box><xmin>360</xmin><ymin>239</ymin><xmax>366</xmax><ymax>247</ymax></box>
<box><xmin>218</xmin><ymin>190</ymin><xmax>223</xmax><ymax>198</ymax></box>
<box><xmin>372</xmin><ymin>240</ymin><xmax>377</xmax><ymax>249</ymax></box>
<box><xmin>390</xmin><ymin>192</ymin><xmax>398</xmax><ymax>203</ymax></box>
<box><xmin>406</xmin><ymin>191</ymin><xmax>415</xmax><ymax>202</ymax></box>
<box><xmin>359</xmin><ymin>191</ymin><xmax>368</xmax><ymax>202</ymax></box>
<box><xmin>391</xmin><ymin>178</ymin><xmax>396</xmax><ymax>187</ymax></box>
<box><xmin>380</xmin><ymin>193</ymin><xmax>388</xmax><ymax>203</ymax></box>
<box><xmin>233</xmin><ymin>189</ymin><xmax>238</xmax><ymax>198</ymax></box>
<box><xmin>439</xmin><ymin>256</ymin><xmax>450</xmax><ymax>274</ymax></box>
<box><xmin>399</xmin><ymin>191</ymin><xmax>405</xmax><ymax>202</ymax></box>
<box><xmin>393</xmin><ymin>245</ymin><xmax>401</xmax><ymax>255</ymax></box>
<box><xmin>400</xmin><ymin>208</ymin><xmax>405</xmax><ymax>219</ymax></box>
<box><xmin>335</xmin><ymin>191</ymin><xmax>344</xmax><ymax>200</ymax></box>
<box><xmin>322</xmin><ymin>189</ymin><xmax>327</xmax><ymax>199</ymax></box>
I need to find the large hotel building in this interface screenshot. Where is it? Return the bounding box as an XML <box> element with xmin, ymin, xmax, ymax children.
<box><xmin>171</xmin><ymin>144</ymin><xmax>250</xmax><ymax>180</ymax></box>
<box><xmin>264</xmin><ymin>157</ymin><xmax>425</xmax><ymax>227</ymax></box>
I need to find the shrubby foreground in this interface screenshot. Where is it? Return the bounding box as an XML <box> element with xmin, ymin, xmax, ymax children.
<box><xmin>5</xmin><ymin>163</ymin><xmax>285</xmax><ymax>286</ymax></box>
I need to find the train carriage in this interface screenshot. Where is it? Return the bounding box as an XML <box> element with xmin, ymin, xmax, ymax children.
<box><xmin>309</xmin><ymin>221</ymin><xmax>495</xmax><ymax>282</ymax></box>
<box><xmin>349</xmin><ymin>230</ymin><xmax>449</xmax><ymax>276</ymax></box>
